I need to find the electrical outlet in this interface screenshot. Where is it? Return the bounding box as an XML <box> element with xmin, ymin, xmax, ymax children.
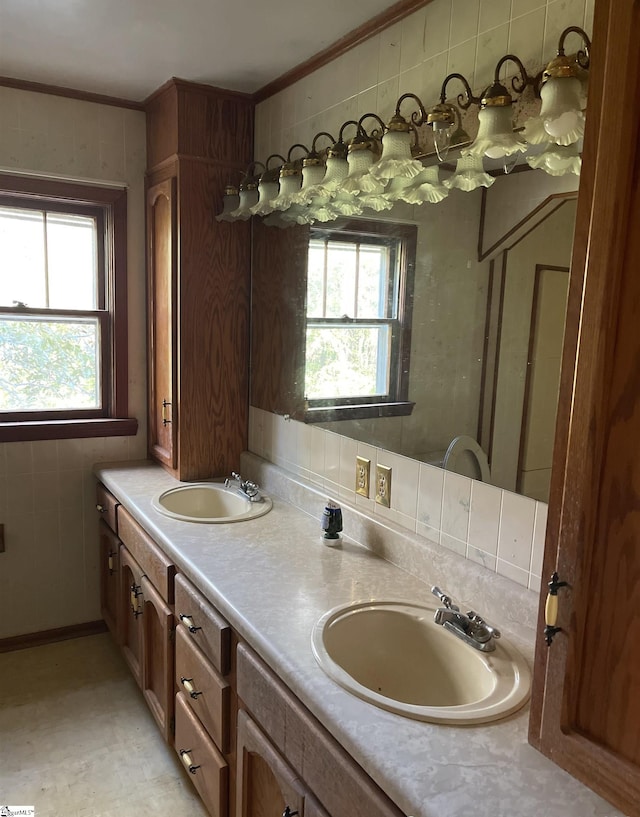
<box><xmin>375</xmin><ymin>464</ymin><xmax>392</xmax><ymax>508</ymax></box>
<box><xmin>355</xmin><ymin>456</ymin><xmax>370</xmax><ymax>498</ymax></box>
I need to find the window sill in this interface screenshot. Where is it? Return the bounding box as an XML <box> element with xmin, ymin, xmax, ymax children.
<box><xmin>0</xmin><ymin>417</ymin><xmax>138</xmax><ymax>443</ymax></box>
<box><xmin>302</xmin><ymin>401</ymin><xmax>415</xmax><ymax>423</ymax></box>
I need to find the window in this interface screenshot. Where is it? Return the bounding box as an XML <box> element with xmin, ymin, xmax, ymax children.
<box><xmin>304</xmin><ymin>219</ymin><xmax>416</xmax><ymax>422</ymax></box>
<box><xmin>0</xmin><ymin>175</ymin><xmax>135</xmax><ymax>441</ymax></box>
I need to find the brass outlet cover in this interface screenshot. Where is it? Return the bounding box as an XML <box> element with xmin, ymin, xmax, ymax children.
<box><xmin>355</xmin><ymin>456</ymin><xmax>371</xmax><ymax>498</ymax></box>
<box><xmin>375</xmin><ymin>464</ymin><xmax>392</xmax><ymax>507</ymax></box>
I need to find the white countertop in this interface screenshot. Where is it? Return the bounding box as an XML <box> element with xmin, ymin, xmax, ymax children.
<box><xmin>94</xmin><ymin>459</ymin><xmax>623</xmax><ymax>817</ymax></box>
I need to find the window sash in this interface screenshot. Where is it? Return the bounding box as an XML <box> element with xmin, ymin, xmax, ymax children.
<box><xmin>0</xmin><ymin>306</ymin><xmax>110</xmax><ymax>421</ymax></box>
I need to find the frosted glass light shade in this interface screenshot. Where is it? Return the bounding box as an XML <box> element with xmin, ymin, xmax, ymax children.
<box><xmin>342</xmin><ymin>149</ymin><xmax>384</xmax><ymax>195</ymax></box>
<box><xmin>295</xmin><ymin>164</ymin><xmax>327</xmax><ymax>205</ymax></box>
<box><xmin>527</xmin><ymin>142</ymin><xmax>581</xmax><ymax>176</ymax></box>
<box><xmin>216</xmin><ymin>190</ymin><xmax>240</xmax><ymax>222</ymax></box>
<box><xmin>270</xmin><ymin>173</ymin><xmax>302</xmax><ymax>212</ymax></box>
<box><xmin>312</xmin><ymin>156</ymin><xmax>349</xmax><ymax>197</ymax></box>
<box><xmin>370</xmin><ymin>130</ymin><xmax>424</xmax><ymax>180</ymax></box>
<box><xmin>444</xmin><ymin>155</ymin><xmax>495</xmax><ymax>192</ymax></box>
<box><xmin>250</xmin><ymin>181</ymin><xmax>279</xmax><ymax>216</ymax></box>
<box><xmin>523</xmin><ymin>77</ymin><xmax>585</xmax><ymax>146</ymax></box>
<box><xmin>400</xmin><ymin>166</ymin><xmax>449</xmax><ymax>204</ymax></box>
<box><xmin>464</xmin><ymin>106</ymin><xmax>526</xmax><ymax>159</ymax></box>
<box><xmin>330</xmin><ymin>191</ymin><xmax>365</xmax><ymax>216</ymax></box>
<box><xmin>229</xmin><ymin>188</ymin><xmax>259</xmax><ymax>220</ymax></box>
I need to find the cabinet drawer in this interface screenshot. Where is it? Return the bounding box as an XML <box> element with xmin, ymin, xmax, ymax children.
<box><xmin>176</xmin><ymin>625</ymin><xmax>231</xmax><ymax>752</ymax></box>
<box><xmin>175</xmin><ymin>691</ymin><xmax>228</xmax><ymax>817</ymax></box>
<box><xmin>175</xmin><ymin>574</ymin><xmax>231</xmax><ymax>675</ymax></box>
<box><xmin>237</xmin><ymin>644</ymin><xmax>405</xmax><ymax>817</ymax></box>
<box><xmin>117</xmin><ymin>505</ymin><xmax>175</xmax><ymax>604</ymax></box>
<box><xmin>96</xmin><ymin>483</ymin><xmax>119</xmax><ymax>534</ymax></box>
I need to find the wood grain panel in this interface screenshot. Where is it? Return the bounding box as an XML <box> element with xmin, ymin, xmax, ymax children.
<box><xmin>145</xmin><ymin>83</ymin><xmax>180</xmax><ymax>170</ymax></box>
<box><xmin>175</xmin><ymin>574</ymin><xmax>232</xmax><ymax>675</ymax></box>
<box><xmin>250</xmin><ymin>218</ymin><xmax>309</xmax><ymax>417</ymax></box>
<box><xmin>99</xmin><ymin>521</ymin><xmax>121</xmax><ymax>642</ymax></box>
<box><xmin>119</xmin><ymin>545</ymin><xmax>144</xmax><ymax>689</ymax></box>
<box><xmin>529</xmin><ymin>0</ymin><xmax>640</xmax><ymax>811</ymax></box>
<box><xmin>117</xmin><ymin>506</ymin><xmax>176</xmax><ymax>604</ymax></box>
<box><xmin>141</xmin><ymin>575</ymin><xmax>175</xmax><ymax>744</ymax></box>
<box><xmin>177</xmin><ymin>159</ymin><xmax>251</xmax><ymax>479</ymax></box>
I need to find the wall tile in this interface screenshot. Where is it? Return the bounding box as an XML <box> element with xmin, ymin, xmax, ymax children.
<box><xmin>531</xmin><ymin>501</ymin><xmax>548</xmax><ymax>576</ymax></box>
<box><xmin>447</xmin><ymin>39</ymin><xmax>478</xmax><ymax>89</ymax></box>
<box><xmin>544</xmin><ymin>0</ymin><xmax>589</xmax><ymax>59</ymax></box>
<box><xmin>509</xmin><ymin>8</ymin><xmax>547</xmax><ymax>73</ymax></box>
<box><xmin>356</xmin><ymin>33</ymin><xmax>381</xmax><ymax>94</ymax></box>
<box><xmin>423</xmin><ymin>0</ymin><xmax>452</xmax><ymax>56</ymax></box>
<box><xmin>382</xmin><ymin>451</ymin><xmax>420</xmax><ymax>519</ymax></box>
<box><xmin>440</xmin><ymin>532</ymin><xmax>466</xmax><ymax>556</ymax></box>
<box><xmin>475</xmin><ymin>24</ymin><xmax>509</xmax><ymax>90</ymax></box>
<box><xmin>511</xmin><ymin>0</ymin><xmax>545</xmax><ymax>18</ymax></box>
<box><xmin>400</xmin><ymin>6</ymin><xmax>428</xmax><ymax>72</ymax></box>
<box><xmin>479</xmin><ymin>0</ymin><xmax>512</xmax><ymax>32</ymax></box>
<box><xmin>498</xmin><ymin>491</ymin><xmax>536</xmax><ymax>570</ymax></box>
<box><xmin>376</xmin><ymin>76</ymin><xmax>400</xmax><ymax>125</ymax></box>
<box><xmin>339</xmin><ymin>436</ymin><xmax>358</xmax><ymax>503</ymax></box>
<box><xmin>417</xmin><ymin>463</ymin><xmax>444</xmax><ymax>529</ymax></box>
<box><xmin>308</xmin><ymin>426</ymin><xmax>326</xmax><ymax>486</ymax></box>
<box><xmin>450</xmin><ymin>0</ymin><xmax>480</xmax><ymax>47</ymax></box>
<box><xmin>324</xmin><ymin>431</ymin><xmax>341</xmax><ymax>487</ymax></box>
<box><xmin>497</xmin><ymin>558</ymin><xmax>530</xmax><ymax>588</ymax></box>
<box><xmin>468</xmin><ymin>480</ymin><xmax>502</xmax><ymax>555</ymax></box>
<box><xmin>5</xmin><ymin>442</ymin><xmax>33</xmax><ymax>475</ymax></box>
<box><xmin>378</xmin><ymin>21</ymin><xmax>403</xmax><ymax>83</ymax></box>
<box><xmin>467</xmin><ymin>545</ymin><xmax>497</xmax><ymax>571</ymax></box>
<box><xmin>441</xmin><ymin>471</ymin><xmax>471</xmax><ymax>541</ymax></box>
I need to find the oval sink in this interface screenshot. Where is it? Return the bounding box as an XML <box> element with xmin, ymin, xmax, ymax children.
<box><xmin>152</xmin><ymin>483</ymin><xmax>272</xmax><ymax>523</ymax></box>
<box><xmin>311</xmin><ymin>600</ymin><xmax>531</xmax><ymax>724</ymax></box>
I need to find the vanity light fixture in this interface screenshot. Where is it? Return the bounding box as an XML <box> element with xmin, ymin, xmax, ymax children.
<box><xmin>215</xmin><ymin>184</ymin><xmax>240</xmax><ymax>222</ymax></box>
<box><xmin>228</xmin><ymin>162</ymin><xmax>264</xmax><ymax>220</ymax></box>
<box><xmin>216</xmin><ymin>23</ymin><xmax>591</xmax><ymax>223</ymax></box>
<box><xmin>250</xmin><ymin>154</ymin><xmax>286</xmax><ymax>217</ymax></box>
<box><xmin>524</xmin><ymin>26</ymin><xmax>590</xmax><ymax>147</ymax></box>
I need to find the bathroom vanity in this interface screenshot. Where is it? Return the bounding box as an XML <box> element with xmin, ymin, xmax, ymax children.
<box><xmin>94</xmin><ymin>458</ymin><xmax>623</xmax><ymax>817</ymax></box>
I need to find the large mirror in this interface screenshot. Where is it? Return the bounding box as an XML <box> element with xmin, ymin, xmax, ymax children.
<box><xmin>251</xmin><ymin>167</ymin><xmax>578</xmax><ymax>502</ymax></box>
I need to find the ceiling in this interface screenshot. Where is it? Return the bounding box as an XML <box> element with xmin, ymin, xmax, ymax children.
<box><xmin>0</xmin><ymin>0</ymin><xmax>399</xmax><ymax>102</ymax></box>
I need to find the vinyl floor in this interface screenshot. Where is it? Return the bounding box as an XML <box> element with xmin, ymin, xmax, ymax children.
<box><xmin>0</xmin><ymin>633</ymin><xmax>208</xmax><ymax>816</ymax></box>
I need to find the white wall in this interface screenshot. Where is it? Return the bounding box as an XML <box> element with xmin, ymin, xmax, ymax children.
<box><xmin>0</xmin><ymin>87</ymin><xmax>147</xmax><ymax>639</ymax></box>
<box><xmin>250</xmin><ymin>0</ymin><xmax>594</xmax><ymax>595</ymax></box>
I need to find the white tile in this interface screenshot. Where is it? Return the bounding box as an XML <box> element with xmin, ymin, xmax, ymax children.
<box><xmin>308</xmin><ymin>426</ymin><xmax>326</xmax><ymax>485</ymax></box>
<box><xmin>423</xmin><ymin>0</ymin><xmax>452</xmax><ymax>57</ymax></box>
<box><xmin>531</xmin><ymin>501</ymin><xmax>548</xmax><ymax>576</ymax></box>
<box><xmin>339</xmin><ymin>436</ymin><xmax>358</xmax><ymax>501</ymax></box>
<box><xmin>544</xmin><ymin>0</ymin><xmax>588</xmax><ymax>62</ymax></box>
<box><xmin>417</xmin><ymin>463</ymin><xmax>444</xmax><ymax>529</ymax></box>
<box><xmin>295</xmin><ymin>419</ymin><xmax>313</xmax><ymax>475</ymax></box>
<box><xmin>356</xmin><ymin>33</ymin><xmax>381</xmax><ymax>94</ymax></box>
<box><xmin>508</xmin><ymin>8</ymin><xmax>546</xmax><ymax>73</ymax></box>
<box><xmin>479</xmin><ymin>0</ymin><xmax>511</xmax><ymax>32</ymax></box>
<box><xmin>450</xmin><ymin>0</ymin><xmax>480</xmax><ymax>47</ymax></box>
<box><xmin>447</xmin><ymin>39</ymin><xmax>478</xmax><ymax>90</ymax></box>
<box><xmin>378</xmin><ymin>21</ymin><xmax>402</xmax><ymax>83</ymax></box>
<box><xmin>416</xmin><ymin>521</ymin><xmax>440</xmax><ymax>544</ymax></box>
<box><xmin>323</xmin><ymin>431</ymin><xmax>341</xmax><ymax>486</ymax></box>
<box><xmin>440</xmin><ymin>532</ymin><xmax>466</xmax><ymax>556</ymax></box>
<box><xmin>5</xmin><ymin>441</ymin><xmax>33</xmax><ymax>475</ymax></box>
<box><xmin>497</xmin><ymin>558</ymin><xmax>530</xmax><ymax>588</ymax></box>
<box><xmin>381</xmin><ymin>451</ymin><xmax>420</xmax><ymax>518</ymax></box>
<box><xmin>376</xmin><ymin>76</ymin><xmax>400</xmax><ymax>125</ymax></box>
<box><xmin>400</xmin><ymin>6</ymin><xmax>428</xmax><ymax>72</ymax></box>
<box><xmin>498</xmin><ymin>491</ymin><xmax>536</xmax><ymax>571</ymax></box>
<box><xmin>441</xmin><ymin>471</ymin><xmax>471</xmax><ymax>541</ymax></box>
<box><xmin>31</xmin><ymin>440</ymin><xmax>58</xmax><ymax>473</ymax></box>
<box><xmin>511</xmin><ymin>0</ymin><xmax>545</xmax><ymax>18</ymax></box>
<box><xmin>528</xmin><ymin>573</ymin><xmax>542</xmax><ymax>593</ymax></box>
<box><xmin>467</xmin><ymin>544</ymin><xmax>497</xmax><ymax>571</ymax></box>
<box><xmin>475</xmin><ymin>24</ymin><xmax>509</xmax><ymax>90</ymax></box>
<box><xmin>419</xmin><ymin>52</ymin><xmax>450</xmax><ymax>107</ymax></box>
<box><xmin>468</xmin><ymin>481</ymin><xmax>502</xmax><ymax>555</ymax></box>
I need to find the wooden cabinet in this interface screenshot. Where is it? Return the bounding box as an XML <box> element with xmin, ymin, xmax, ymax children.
<box><xmin>236</xmin><ymin>644</ymin><xmax>404</xmax><ymax>817</ymax></box>
<box><xmin>529</xmin><ymin>1</ymin><xmax>640</xmax><ymax>815</ymax></box>
<box><xmin>98</xmin><ymin>520</ymin><xmax>120</xmax><ymax>641</ymax></box>
<box><xmin>144</xmin><ymin>79</ymin><xmax>254</xmax><ymax>481</ymax></box>
<box><xmin>147</xmin><ymin>176</ymin><xmax>177</xmax><ymax>471</ymax></box>
<box><xmin>118</xmin><ymin>543</ymin><xmax>144</xmax><ymax>689</ymax></box>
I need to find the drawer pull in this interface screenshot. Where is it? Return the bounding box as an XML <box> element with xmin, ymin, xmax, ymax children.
<box><xmin>96</xmin><ymin>504</ymin><xmax>108</xmax><ymax>514</ymax></box>
<box><xmin>179</xmin><ymin>748</ymin><xmax>200</xmax><ymax>774</ymax></box>
<box><xmin>283</xmin><ymin>808</ymin><xmax>299</xmax><ymax>817</ymax></box>
<box><xmin>108</xmin><ymin>551</ymin><xmax>116</xmax><ymax>575</ymax></box>
<box><xmin>130</xmin><ymin>583</ymin><xmax>143</xmax><ymax>617</ymax></box>
<box><xmin>180</xmin><ymin>676</ymin><xmax>203</xmax><ymax>699</ymax></box>
<box><xmin>162</xmin><ymin>399</ymin><xmax>172</xmax><ymax>426</ymax></box>
<box><xmin>179</xmin><ymin>614</ymin><xmax>201</xmax><ymax>634</ymax></box>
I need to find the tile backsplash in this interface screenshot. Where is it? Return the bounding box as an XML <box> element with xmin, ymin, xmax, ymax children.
<box><xmin>249</xmin><ymin>407</ymin><xmax>546</xmax><ymax>594</ymax></box>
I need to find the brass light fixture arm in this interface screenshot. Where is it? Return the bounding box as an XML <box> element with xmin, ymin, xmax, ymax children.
<box><xmin>358</xmin><ymin>113</ymin><xmax>386</xmax><ymax>140</ymax></box>
<box><xmin>264</xmin><ymin>154</ymin><xmax>286</xmax><ymax>169</ymax></box>
<box><xmin>438</xmin><ymin>73</ymin><xmax>481</xmax><ymax>110</ymax></box>
<box><xmin>338</xmin><ymin>120</ymin><xmax>360</xmax><ymax>144</ymax></box>
<box><xmin>493</xmin><ymin>54</ymin><xmax>536</xmax><ymax>95</ymax></box>
<box><xmin>287</xmin><ymin>144</ymin><xmax>310</xmax><ymax>161</ymax></box>
<box><xmin>311</xmin><ymin>131</ymin><xmax>336</xmax><ymax>154</ymax></box>
<box><xmin>395</xmin><ymin>92</ymin><xmax>428</xmax><ymax>127</ymax></box>
<box><xmin>558</xmin><ymin>25</ymin><xmax>591</xmax><ymax>69</ymax></box>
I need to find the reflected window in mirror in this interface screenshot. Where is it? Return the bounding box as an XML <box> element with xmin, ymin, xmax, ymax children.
<box><xmin>304</xmin><ymin>220</ymin><xmax>417</xmax><ymax>422</ymax></box>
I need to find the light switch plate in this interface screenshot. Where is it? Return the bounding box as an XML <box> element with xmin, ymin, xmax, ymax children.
<box><xmin>375</xmin><ymin>464</ymin><xmax>392</xmax><ymax>507</ymax></box>
<box><xmin>355</xmin><ymin>456</ymin><xmax>371</xmax><ymax>498</ymax></box>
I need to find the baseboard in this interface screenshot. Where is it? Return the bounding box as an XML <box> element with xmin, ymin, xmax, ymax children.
<box><xmin>0</xmin><ymin>620</ymin><xmax>108</xmax><ymax>653</ymax></box>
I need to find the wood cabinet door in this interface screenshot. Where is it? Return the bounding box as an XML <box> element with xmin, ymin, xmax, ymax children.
<box><xmin>529</xmin><ymin>1</ymin><xmax>640</xmax><ymax>814</ymax></box>
<box><xmin>141</xmin><ymin>575</ymin><xmax>175</xmax><ymax>744</ymax></box>
<box><xmin>98</xmin><ymin>520</ymin><xmax>120</xmax><ymax>642</ymax></box>
<box><xmin>147</xmin><ymin>176</ymin><xmax>177</xmax><ymax>471</ymax></box>
<box><xmin>236</xmin><ymin>710</ymin><xmax>306</xmax><ymax>817</ymax></box>
<box><xmin>119</xmin><ymin>544</ymin><xmax>144</xmax><ymax>689</ymax></box>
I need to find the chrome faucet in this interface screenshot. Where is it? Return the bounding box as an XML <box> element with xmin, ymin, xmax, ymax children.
<box><xmin>431</xmin><ymin>586</ymin><xmax>501</xmax><ymax>652</ymax></box>
<box><xmin>224</xmin><ymin>471</ymin><xmax>262</xmax><ymax>502</ymax></box>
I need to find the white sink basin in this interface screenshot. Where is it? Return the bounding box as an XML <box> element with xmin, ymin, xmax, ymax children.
<box><xmin>312</xmin><ymin>600</ymin><xmax>531</xmax><ymax>724</ymax></box>
<box><xmin>152</xmin><ymin>483</ymin><xmax>272</xmax><ymax>523</ymax></box>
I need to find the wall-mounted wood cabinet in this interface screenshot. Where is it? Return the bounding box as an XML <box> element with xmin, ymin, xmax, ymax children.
<box><xmin>145</xmin><ymin>79</ymin><xmax>254</xmax><ymax>481</ymax></box>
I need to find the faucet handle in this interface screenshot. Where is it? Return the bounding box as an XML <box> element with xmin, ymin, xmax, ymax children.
<box><xmin>431</xmin><ymin>586</ymin><xmax>460</xmax><ymax>612</ymax></box>
<box><xmin>466</xmin><ymin>611</ymin><xmax>501</xmax><ymax>643</ymax></box>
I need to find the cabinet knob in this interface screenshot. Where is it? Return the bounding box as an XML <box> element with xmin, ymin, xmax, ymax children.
<box><xmin>179</xmin><ymin>748</ymin><xmax>200</xmax><ymax>775</ymax></box>
<box><xmin>96</xmin><ymin>504</ymin><xmax>107</xmax><ymax>514</ymax></box>
<box><xmin>180</xmin><ymin>676</ymin><xmax>203</xmax><ymax>699</ymax></box>
<box><xmin>179</xmin><ymin>614</ymin><xmax>201</xmax><ymax>634</ymax></box>
<box><xmin>108</xmin><ymin>551</ymin><xmax>116</xmax><ymax>575</ymax></box>
<box><xmin>282</xmin><ymin>808</ymin><xmax>299</xmax><ymax>817</ymax></box>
